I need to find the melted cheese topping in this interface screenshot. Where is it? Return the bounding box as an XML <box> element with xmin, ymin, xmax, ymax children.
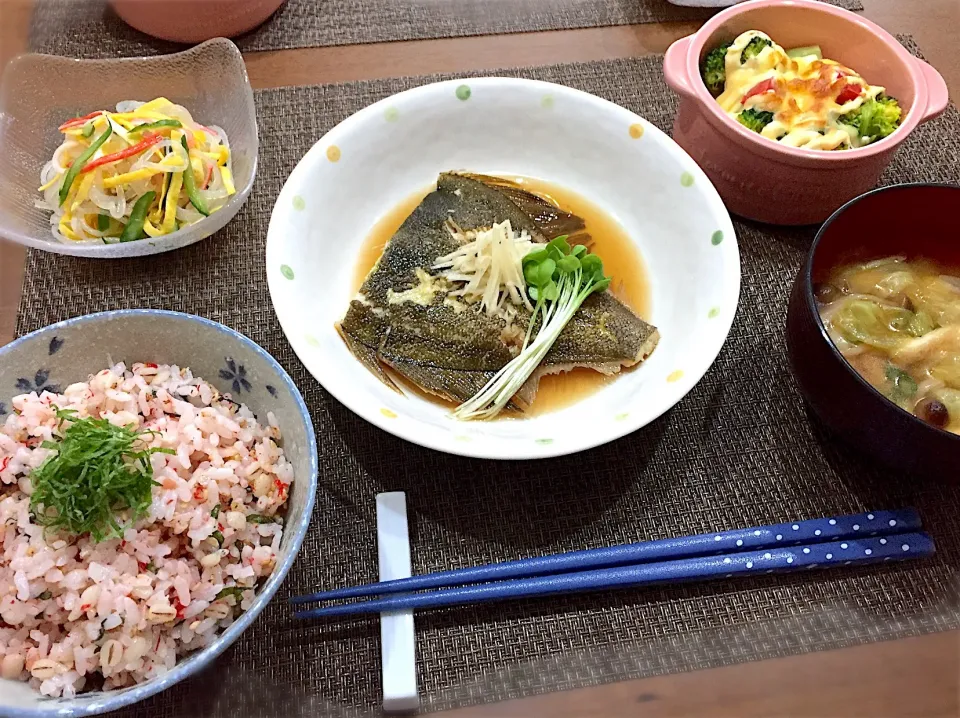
<box><xmin>718</xmin><ymin>30</ymin><xmax>885</xmax><ymax>150</ymax></box>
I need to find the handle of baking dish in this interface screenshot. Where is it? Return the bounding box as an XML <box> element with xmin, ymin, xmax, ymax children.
<box><xmin>916</xmin><ymin>58</ymin><xmax>949</xmax><ymax>123</ymax></box>
<box><xmin>664</xmin><ymin>35</ymin><xmax>696</xmax><ymax>99</ymax></box>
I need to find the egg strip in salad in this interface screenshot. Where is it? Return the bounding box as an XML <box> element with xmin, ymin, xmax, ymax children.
<box><xmin>701</xmin><ymin>30</ymin><xmax>902</xmax><ymax>151</ymax></box>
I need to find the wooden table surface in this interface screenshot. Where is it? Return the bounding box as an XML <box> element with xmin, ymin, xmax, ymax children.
<box><xmin>1</xmin><ymin>0</ymin><xmax>958</xmax><ymax>715</ymax></box>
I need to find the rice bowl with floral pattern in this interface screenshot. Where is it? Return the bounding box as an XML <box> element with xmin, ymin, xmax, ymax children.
<box><xmin>0</xmin><ymin>310</ymin><xmax>317</xmax><ymax>717</ymax></box>
<box><xmin>266</xmin><ymin>77</ymin><xmax>740</xmax><ymax>460</ymax></box>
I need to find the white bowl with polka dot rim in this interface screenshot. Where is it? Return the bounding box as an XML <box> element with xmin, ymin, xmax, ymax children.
<box><xmin>266</xmin><ymin>77</ymin><xmax>740</xmax><ymax>460</ymax></box>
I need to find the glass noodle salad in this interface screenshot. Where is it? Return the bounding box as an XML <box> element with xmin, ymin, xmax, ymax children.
<box><xmin>36</xmin><ymin>98</ymin><xmax>234</xmax><ymax>243</ymax></box>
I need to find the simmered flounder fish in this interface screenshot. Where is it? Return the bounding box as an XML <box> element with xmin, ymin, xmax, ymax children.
<box><xmin>337</xmin><ymin>173</ymin><xmax>659</xmax><ymax>409</ymax></box>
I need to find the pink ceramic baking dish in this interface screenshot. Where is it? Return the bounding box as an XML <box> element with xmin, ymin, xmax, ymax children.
<box><xmin>663</xmin><ymin>0</ymin><xmax>949</xmax><ymax>225</ymax></box>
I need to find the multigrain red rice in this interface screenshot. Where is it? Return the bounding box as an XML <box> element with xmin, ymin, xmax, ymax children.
<box><xmin>0</xmin><ymin>362</ymin><xmax>293</xmax><ymax>697</ymax></box>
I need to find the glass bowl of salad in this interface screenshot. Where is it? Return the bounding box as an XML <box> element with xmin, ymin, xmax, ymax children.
<box><xmin>0</xmin><ymin>38</ymin><xmax>257</xmax><ymax>257</ymax></box>
<box><xmin>663</xmin><ymin>0</ymin><xmax>948</xmax><ymax>226</ymax></box>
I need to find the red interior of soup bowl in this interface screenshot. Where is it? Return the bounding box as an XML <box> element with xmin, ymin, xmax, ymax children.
<box><xmin>812</xmin><ymin>185</ymin><xmax>960</xmax><ymax>279</ymax></box>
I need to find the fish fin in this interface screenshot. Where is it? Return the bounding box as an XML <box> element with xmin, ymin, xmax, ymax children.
<box><xmin>336</xmin><ymin>324</ymin><xmax>401</xmax><ymax>393</ymax></box>
<box><xmin>632</xmin><ymin>328</ymin><xmax>660</xmax><ymax>365</ymax></box>
<box><xmin>451</xmin><ymin>172</ymin><xmax>588</xmax><ymax>242</ymax></box>
<box><xmin>525</xmin><ymin>327</ymin><xmax>661</xmax><ymax>396</ymax></box>
<box><xmin>380</xmin><ymin>356</ymin><xmax>493</xmax><ymax>404</ymax></box>
<box><xmin>512</xmin><ymin>376</ymin><xmax>539</xmax><ymax>410</ymax></box>
<box><xmin>381</xmin><ymin>356</ymin><xmax>531</xmax><ymax>413</ymax></box>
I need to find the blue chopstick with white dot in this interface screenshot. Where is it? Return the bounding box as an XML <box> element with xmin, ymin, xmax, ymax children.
<box><xmin>706</xmin><ymin>509</ymin><xmax>918</xmax><ymax>552</ymax></box>
<box><xmin>290</xmin><ymin>508</ymin><xmax>922</xmax><ymax>606</ymax></box>
<box><xmin>293</xmin><ymin>532</ymin><xmax>935</xmax><ymax>618</ymax></box>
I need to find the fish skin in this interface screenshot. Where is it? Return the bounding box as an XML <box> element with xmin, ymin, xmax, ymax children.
<box><xmin>454</xmin><ymin>172</ymin><xmax>589</xmax><ymax>244</ymax></box>
<box><xmin>338</xmin><ymin>173</ymin><xmax>659</xmax><ymax>406</ymax></box>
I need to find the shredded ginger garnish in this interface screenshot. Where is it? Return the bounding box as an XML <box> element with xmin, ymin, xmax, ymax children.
<box><xmin>434</xmin><ymin>219</ymin><xmax>536</xmax><ymax>318</ymax></box>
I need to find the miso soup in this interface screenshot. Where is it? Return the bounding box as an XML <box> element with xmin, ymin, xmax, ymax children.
<box><xmin>817</xmin><ymin>256</ymin><xmax>960</xmax><ymax>434</ymax></box>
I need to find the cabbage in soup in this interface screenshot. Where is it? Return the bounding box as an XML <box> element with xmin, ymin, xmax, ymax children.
<box><xmin>816</xmin><ymin>257</ymin><xmax>960</xmax><ymax>434</ymax></box>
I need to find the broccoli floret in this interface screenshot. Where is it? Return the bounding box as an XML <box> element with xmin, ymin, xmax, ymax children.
<box><xmin>701</xmin><ymin>42</ymin><xmax>731</xmax><ymax>96</ymax></box>
<box><xmin>839</xmin><ymin>94</ymin><xmax>902</xmax><ymax>143</ymax></box>
<box><xmin>741</xmin><ymin>36</ymin><xmax>773</xmax><ymax>63</ymax></box>
<box><xmin>737</xmin><ymin>108</ymin><xmax>774</xmax><ymax>133</ymax></box>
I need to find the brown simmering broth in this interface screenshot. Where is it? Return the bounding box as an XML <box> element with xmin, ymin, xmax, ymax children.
<box><xmin>353</xmin><ymin>177</ymin><xmax>652</xmax><ymax>416</ymax></box>
<box><xmin>817</xmin><ymin>256</ymin><xmax>960</xmax><ymax>434</ymax></box>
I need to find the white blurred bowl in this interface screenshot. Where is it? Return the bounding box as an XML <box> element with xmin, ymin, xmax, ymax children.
<box><xmin>0</xmin><ymin>38</ymin><xmax>258</xmax><ymax>258</ymax></box>
<box><xmin>266</xmin><ymin>77</ymin><xmax>741</xmax><ymax>460</ymax></box>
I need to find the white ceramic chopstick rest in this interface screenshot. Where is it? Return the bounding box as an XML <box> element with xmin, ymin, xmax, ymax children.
<box><xmin>376</xmin><ymin>491</ymin><xmax>419</xmax><ymax>712</ymax></box>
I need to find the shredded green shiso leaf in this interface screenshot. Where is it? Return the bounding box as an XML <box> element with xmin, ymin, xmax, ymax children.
<box><xmin>29</xmin><ymin>407</ymin><xmax>174</xmax><ymax>542</ymax></box>
<box><xmin>215</xmin><ymin>586</ymin><xmax>247</xmax><ymax>602</ymax></box>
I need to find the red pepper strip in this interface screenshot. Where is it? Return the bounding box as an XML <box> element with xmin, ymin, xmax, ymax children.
<box><xmin>836</xmin><ymin>83</ymin><xmax>862</xmax><ymax>105</ymax></box>
<box><xmin>80</xmin><ymin>132</ymin><xmax>161</xmax><ymax>174</ymax></box>
<box><xmin>59</xmin><ymin>110</ymin><xmax>103</xmax><ymax>131</ymax></box>
<box><xmin>202</xmin><ymin>163</ymin><xmax>214</xmax><ymax>190</ymax></box>
<box><xmin>743</xmin><ymin>77</ymin><xmax>777</xmax><ymax>102</ymax></box>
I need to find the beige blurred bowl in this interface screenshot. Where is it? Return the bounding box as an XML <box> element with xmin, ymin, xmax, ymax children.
<box><xmin>109</xmin><ymin>0</ymin><xmax>286</xmax><ymax>43</ymax></box>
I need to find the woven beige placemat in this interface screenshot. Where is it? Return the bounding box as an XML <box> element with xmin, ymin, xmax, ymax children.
<box><xmin>29</xmin><ymin>0</ymin><xmax>863</xmax><ymax>58</ymax></box>
<box><xmin>15</xmin><ymin>39</ymin><xmax>960</xmax><ymax>716</ymax></box>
